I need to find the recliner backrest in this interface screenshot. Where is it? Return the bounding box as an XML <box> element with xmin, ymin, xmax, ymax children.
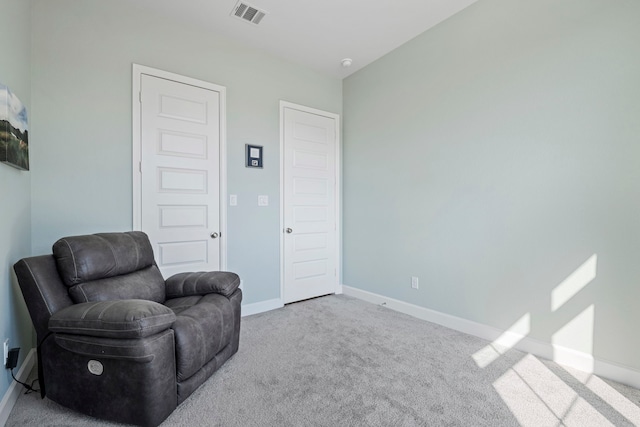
<box><xmin>14</xmin><ymin>255</ymin><xmax>75</xmax><ymax>341</ymax></box>
<box><xmin>52</xmin><ymin>231</ymin><xmax>166</xmax><ymax>303</ymax></box>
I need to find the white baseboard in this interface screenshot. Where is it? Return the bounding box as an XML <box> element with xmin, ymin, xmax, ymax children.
<box><xmin>0</xmin><ymin>348</ymin><xmax>36</xmax><ymax>427</ymax></box>
<box><xmin>342</xmin><ymin>285</ymin><xmax>640</xmax><ymax>390</ymax></box>
<box><xmin>241</xmin><ymin>298</ymin><xmax>284</xmax><ymax>317</ymax></box>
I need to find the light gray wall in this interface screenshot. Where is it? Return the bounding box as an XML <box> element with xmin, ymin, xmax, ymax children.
<box><xmin>343</xmin><ymin>0</ymin><xmax>640</xmax><ymax>370</ymax></box>
<box><xmin>0</xmin><ymin>0</ymin><xmax>33</xmax><ymax>400</ymax></box>
<box><xmin>30</xmin><ymin>0</ymin><xmax>342</xmax><ymax>305</ymax></box>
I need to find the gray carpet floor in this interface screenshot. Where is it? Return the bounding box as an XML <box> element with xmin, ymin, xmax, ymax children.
<box><xmin>6</xmin><ymin>294</ymin><xmax>640</xmax><ymax>426</ymax></box>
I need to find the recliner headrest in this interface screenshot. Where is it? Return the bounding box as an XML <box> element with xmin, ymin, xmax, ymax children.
<box><xmin>53</xmin><ymin>231</ymin><xmax>156</xmax><ymax>287</ymax></box>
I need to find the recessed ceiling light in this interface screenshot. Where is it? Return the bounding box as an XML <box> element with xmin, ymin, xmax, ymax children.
<box><xmin>341</xmin><ymin>58</ymin><xmax>353</xmax><ymax>68</ymax></box>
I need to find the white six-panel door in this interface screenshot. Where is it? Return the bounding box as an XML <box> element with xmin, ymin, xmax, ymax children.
<box><xmin>136</xmin><ymin>70</ymin><xmax>224</xmax><ymax>277</ymax></box>
<box><xmin>282</xmin><ymin>103</ymin><xmax>339</xmax><ymax>303</ymax></box>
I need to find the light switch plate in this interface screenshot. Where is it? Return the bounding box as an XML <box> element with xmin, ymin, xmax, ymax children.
<box><xmin>229</xmin><ymin>194</ymin><xmax>238</xmax><ymax>206</ymax></box>
<box><xmin>258</xmin><ymin>195</ymin><xmax>269</xmax><ymax>206</ymax></box>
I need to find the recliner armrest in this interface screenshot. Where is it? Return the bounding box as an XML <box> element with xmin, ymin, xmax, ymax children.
<box><xmin>165</xmin><ymin>271</ymin><xmax>240</xmax><ymax>298</ymax></box>
<box><xmin>49</xmin><ymin>299</ymin><xmax>176</xmax><ymax>339</ymax></box>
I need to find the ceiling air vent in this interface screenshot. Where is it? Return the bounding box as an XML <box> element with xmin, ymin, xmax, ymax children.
<box><xmin>231</xmin><ymin>1</ymin><xmax>267</xmax><ymax>25</ymax></box>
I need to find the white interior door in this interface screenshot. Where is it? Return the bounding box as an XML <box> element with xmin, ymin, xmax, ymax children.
<box><xmin>282</xmin><ymin>103</ymin><xmax>339</xmax><ymax>303</ymax></box>
<box><xmin>138</xmin><ymin>73</ymin><xmax>222</xmax><ymax>277</ymax></box>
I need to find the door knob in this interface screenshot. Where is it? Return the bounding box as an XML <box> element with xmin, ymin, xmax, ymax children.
<box><xmin>210</xmin><ymin>232</ymin><xmax>219</xmax><ymax>239</ymax></box>
<box><xmin>285</xmin><ymin>228</ymin><xmax>293</xmax><ymax>234</ymax></box>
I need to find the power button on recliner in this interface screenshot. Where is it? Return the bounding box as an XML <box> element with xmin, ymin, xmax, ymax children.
<box><xmin>87</xmin><ymin>360</ymin><xmax>104</xmax><ymax>376</ymax></box>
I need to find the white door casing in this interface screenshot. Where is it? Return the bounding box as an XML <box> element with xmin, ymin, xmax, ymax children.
<box><xmin>133</xmin><ymin>65</ymin><xmax>227</xmax><ymax>277</ymax></box>
<box><xmin>281</xmin><ymin>102</ymin><xmax>340</xmax><ymax>304</ymax></box>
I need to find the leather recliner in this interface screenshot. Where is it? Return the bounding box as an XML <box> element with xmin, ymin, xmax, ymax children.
<box><xmin>13</xmin><ymin>231</ymin><xmax>242</xmax><ymax>427</ymax></box>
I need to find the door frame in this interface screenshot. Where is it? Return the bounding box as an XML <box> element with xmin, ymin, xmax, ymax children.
<box><xmin>279</xmin><ymin>101</ymin><xmax>342</xmax><ymax>303</ymax></box>
<box><xmin>132</xmin><ymin>64</ymin><xmax>228</xmax><ymax>270</ymax></box>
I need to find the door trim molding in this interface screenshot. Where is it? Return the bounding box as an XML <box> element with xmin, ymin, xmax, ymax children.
<box><xmin>132</xmin><ymin>64</ymin><xmax>228</xmax><ymax>270</ymax></box>
<box><xmin>279</xmin><ymin>101</ymin><xmax>341</xmax><ymax>303</ymax></box>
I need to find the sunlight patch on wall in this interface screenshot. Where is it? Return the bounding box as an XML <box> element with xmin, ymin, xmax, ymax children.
<box><xmin>493</xmin><ymin>354</ymin><xmax>614</xmax><ymax>427</ymax></box>
<box><xmin>472</xmin><ymin>313</ymin><xmax>530</xmax><ymax>368</ymax></box>
<box><xmin>551</xmin><ymin>254</ymin><xmax>597</xmax><ymax>312</ymax></box>
<box><xmin>552</xmin><ymin>304</ymin><xmax>595</xmax><ymax>371</ymax></box>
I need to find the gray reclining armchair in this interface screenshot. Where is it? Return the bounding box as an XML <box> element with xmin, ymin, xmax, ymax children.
<box><xmin>13</xmin><ymin>231</ymin><xmax>242</xmax><ymax>426</ymax></box>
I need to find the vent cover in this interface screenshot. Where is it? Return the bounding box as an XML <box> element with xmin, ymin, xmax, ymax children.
<box><xmin>231</xmin><ymin>1</ymin><xmax>267</xmax><ymax>25</ymax></box>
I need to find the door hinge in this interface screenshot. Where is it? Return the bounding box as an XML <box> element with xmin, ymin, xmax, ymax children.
<box><xmin>139</xmin><ymin>91</ymin><xmax>142</xmax><ymax>103</ymax></box>
<box><xmin>139</xmin><ymin>161</ymin><xmax>142</xmax><ymax>173</ymax></box>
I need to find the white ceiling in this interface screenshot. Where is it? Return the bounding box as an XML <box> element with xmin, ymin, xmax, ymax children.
<box><xmin>142</xmin><ymin>0</ymin><xmax>479</xmax><ymax>79</ymax></box>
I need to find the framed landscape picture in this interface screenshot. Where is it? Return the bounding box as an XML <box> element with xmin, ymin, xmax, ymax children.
<box><xmin>0</xmin><ymin>83</ymin><xmax>29</xmax><ymax>170</ymax></box>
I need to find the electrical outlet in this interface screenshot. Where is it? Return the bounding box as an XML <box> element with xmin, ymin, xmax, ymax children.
<box><xmin>6</xmin><ymin>347</ymin><xmax>19</xmax><ymax>370</ymax></box>
<box><xmin>411</xmin><ymin>276</ymin><xmax>419</xmax><ymax>290</ymax></box>
<box><xmin>3</xmin><ymin>339</ymin><xmax>9</xmax><ymax>366</ymax></box>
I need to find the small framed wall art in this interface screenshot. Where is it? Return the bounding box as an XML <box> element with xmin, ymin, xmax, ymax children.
<box><xmin>246</xmin><ymin>144</ymin><xmax>263</xmax><ymax>168</ymax></box>
<box><xmin>0</xmin><ymin>83</ymin><xmax>29</xmax><ymax>170</ymax></box>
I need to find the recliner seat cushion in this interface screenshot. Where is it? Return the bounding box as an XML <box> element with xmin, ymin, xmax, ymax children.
<box><xmin>164</xmin><ymin>294</ymin><xmax>235</xmax><ymax>381</ymax></box>
<box><xmin>53</xmin><ymin>232</ymin><xmax>165</xmax><ymax>303</ymax></box>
